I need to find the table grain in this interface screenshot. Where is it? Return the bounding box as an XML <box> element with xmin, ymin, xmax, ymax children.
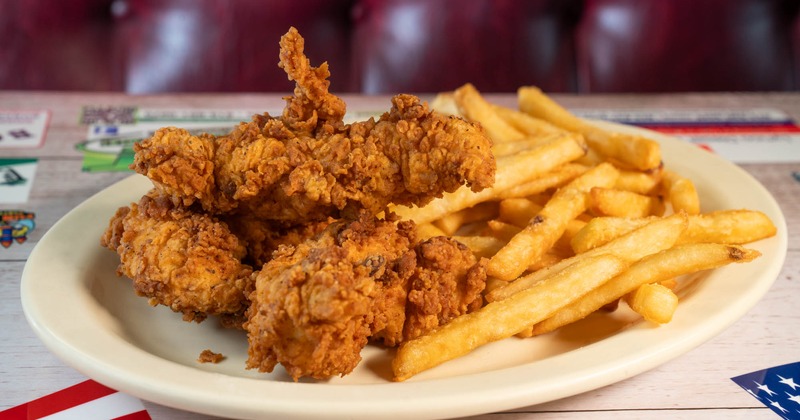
<box><xmin>1</xmin><ymin>92</ymin><xmax>798</xmax><ymax>420</ymax></box>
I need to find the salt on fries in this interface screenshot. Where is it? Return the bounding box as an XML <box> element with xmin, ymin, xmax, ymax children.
<box><xmin>389</xmin><ymin>85</ymin><xmax>777</xmax><ymax>381</ymax></box>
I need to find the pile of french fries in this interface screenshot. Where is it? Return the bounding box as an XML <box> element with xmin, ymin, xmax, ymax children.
<box><xmin>390</xmin><ymin>84</ymin><xmax>777</xmax><ymax>382</ymax></box>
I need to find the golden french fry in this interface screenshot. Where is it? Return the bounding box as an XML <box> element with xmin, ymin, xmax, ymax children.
<box><xmin>662</xmin><ymin>169</ymin><xmax>700</xmax><ymax>215</ymax></box>
<box><xmin>492</xmin><ymin>137</ymin><xmax>553</xmax><ymax>157</ymax></box>
<box><xmin>429</xmin><ymin>92</ymin><xmax>460</xmax><ymax>116</ymax></box>
<box><xmin>571</xmin><ymin>216</ymin><xmax>657</xmax><ymax>253</ymax></box>
<box><xmin>491</xmin><ymin>132</ymin><xmax>582</xmax><ymax>157</ymax></box>
<box><xmin>556</xmin><ymin>218</ymin><xmax>587</xmax><ymax>251</ymax></box>
<box><xmin>486</xmin><ymin>212</ymin><xmax>688</xmax><ymax>302</ymax></box>
<box><xmin>659</xmin><ymin>278</ymin><xmax>679</xmax><ymax>290</ymax></box>
<box><xmin>527</xmin><ymin>247</ymin><xmax>571</xmax><ymax>272</ymax></box>
<box><xmin>487</xmin><ymin>163</ymin><xmax>620</xmax><ymax>280</ymax></box>
<box><xmin>487</xmin><ymin>188</ymin><xmax>588</xmax><ymax>280</ymax></box>
<box><xmin>530</xmin><ymin>243</ymin><xmax>761</xmax><ymax>335</ymax></box>
<box><xmin>615</xmin><ymin>168</ymin><xmax>663</xmax><ymax>195</ymax></box>
<box><xmin>451</xmin><ymin>235</ymin><xmax>505</xmax><ymax>259</ymax></box>
<box><xmin>517</xmin><ymin>86</ymin><xmax>587</xmax><ymax>133</ymax></box>
<box><xmin>496</xmin><ymin>162</ymin><xmax>589</xmax><ymax>199</ymax></box>
<box><xmin>625</xmin><ymin>283</ymin><xmax>679</xmax><ymax>324</ymax></box>
<box><xmin>485</xmin><ymin>219</ymin><xmax>522</xmax><ymax>241</ymax></box>
<box><xmin>433</xmin><ymin>201</ymin><xmax>498</xmax><ymax>235</ymax></box>
<box><xmin>589</xmin><ymin>187</ymin><xmax>665</xmax><ymax>218</ymax></box>
<box><xmin>391</xmin><ymin>134</ymin><xmax>586</xmax><ymax>224</ymax></box>
<box><xmin>587</xmin><ymin>131</ymin><xmax>662</xmax><ymax>172</ymax></box>
<box><xmin>415</xmin><ymin>223</ymin><xmax>447</xmax><ymax>240</ymax></box>
<box><xmin>498</xmin><ymin>198</ymin><xmax>543</xmax><ymax>227</ymax></box>
<box><xmin>678</xmin><ymin>209</ymin><xmax>778</xmax><ymax>245</ymax></box>
<box><xmin>491</xmin><ymin>104</ymin><xmax>569</xmax><ymax>137</ymax></box>
<box><xmin>455</xmin><ymin>83</ymin><xmax>525</xmax><ymax>143</ymax></box>
<box><xmin>517</xmin><ymin>86</ymin><xmax>661</xmax><ymax>171</ymax></box>
<box><xmin>571</xmin><ymin>209</ymin><xmax>778</xmax><ymax>253</ymax></box>
<box><xmin>392</xmin><ymin>254</ymin><xmax>628</xmax><ymax>381</ymax></box>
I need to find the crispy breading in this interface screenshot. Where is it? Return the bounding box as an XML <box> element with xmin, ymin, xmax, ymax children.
<box><xmin>131</xmin><ymin>27</ymin><xmax>495</xmax><ymax>224</ymax></box>
<box><xmin>101</xmin><ymin>191</ymin><xmax>253</xmax><ymax>323</ymax></box>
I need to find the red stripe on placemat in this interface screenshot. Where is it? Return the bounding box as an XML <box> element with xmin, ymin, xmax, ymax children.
<box><xmin>113</xmin><ymin>409</ymin><xmax>153</xmax><ymax>420</ymax></box>
<box><xmin>643</xmin><ymin>124</ymin><xmax>800</xmax><ymax>135</ymax></box>
<box><xmin>0</xmin><ymin>380</ymin><xmax>118</xmax><ymax>419</ymax></box>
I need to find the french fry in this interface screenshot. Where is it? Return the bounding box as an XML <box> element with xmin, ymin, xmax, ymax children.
<box><xmin>556</xmin><ymin>218</ymin><xmax>587</xmax><ymax>251</ymax></box>
<box><xmin>429</xmin><ymin>92</ymin><xmax>460</xmax><ymax>116</ymax></box>
<box><xmin>451</xmin><ymin>235</ymin><xmax>505</xmax><ymax>259</ymax></box>
<box><xmin>487</xmin><ymin>163</ymin><xmax>619</xmax><ymax>280</ymax></box>
<box><xmin>455</xmin><ymin>83</ymin><xmax>525</xmax><ymax>143</ymax></box>
<box><xmin>496</xmin><ymin>162</ymin><xmax>589</xmax><ymax>199</ymax></box>
<box><xmin>678</xmin><ymin>209</ymin><xmax>778</xmax><ymax>245</ymax></box>
<box><xmin>491</xmin><ymin>137</ymin><xmax>558</xmax><ymax>157</ymax></box>
<box><xmin>517</xmin><ymin>86</ymin><xmax>661</xmax><ymax>171</ymax></box>
<box><xmin>589</xmin><ymin>187</ymin><xmax>665</xmax><ymax>218</ymax></box>
<box><xmin>491</xmin><ymin>104</ymin><xmax>569</xmax><ymax>137</ymax></box>
<box><xmin>487</xmin><ymin>188</ymin><xmax>588</xmax><ymax>280</ymax></box>
<box><xmin>529</xmin><ymin>243</ymin><xmax>761</xmax><ymax>335</ymax></box>
<box><xmin>498</xmin><ymin>198</ymin><xmax>543</xmax><ymax>227</ymax></box>
<box><xmin>571</xmin><ymin>216</ymin><xmax>657</xmax><ymax>253</ymax></box>
<box><xmin>662</xmin><ymin>169</ymin><xmax>700</xmax><ymax>215</ymax></box>
<box><xmin>485</xmin><ymin>219</ymin><xmax>522</xmax><ymax>241</ymax></box>
<box><xmin>572</xmin><ymin>209</ymin><xmax>778</xmax><ymax>253</ymax></box>
<box><xmin>516</xmin><ymin>86</ymin><xmax>587</xmax><ymax>133</ymax></box>
<box><xmin>391</xmin><ymin>134</ymin><xmax>586</xmax><ymax>224</ymax></box>
<box><xmin>624</xmin><ymin>283</ymin><xmax>679</xmax><ymax>324</ymax></box>
<box><xmin>486</xmin><ymin>212</ymin><xmax>688</xmax><ymax>302</ymax></box>
<box><xmin>415</xmin><ymin>223</ymin><xmax>447</xmax><ymax>240</ymax></box>
<box><xmin>615</xmin><ymin>167</ymin><xmax>663</xmax><ymax>195</ymax></box>
<box><xmin>491</xmin><ymin>132</ymin><xmax>583</xmax><ymax>158</ymax></box>
<box><xmin>392</xmin><ymin>254</ymin><xmax>628</xmax><ymax>381</ymax></box>
<box><xmin>587</xmin><ymin>131</ymin><xmax>662</xmax><ymax>172</ymax></box>
<box><xmin>432</xmin><ymin>201</ymin><xmax>498</xmax><ymax>235</ymax></box>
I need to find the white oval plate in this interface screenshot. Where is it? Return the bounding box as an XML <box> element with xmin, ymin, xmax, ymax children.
<box><xmin>21</xmin><ymin>122</ymin><xmax>787</xmax><ymax>419</ymax></box>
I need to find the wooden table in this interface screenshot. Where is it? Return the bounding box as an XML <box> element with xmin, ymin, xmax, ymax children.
<box><xmin>1</xmin><ymin>91</ymin><xmax>798</xmax><ymax>419</ymax></box>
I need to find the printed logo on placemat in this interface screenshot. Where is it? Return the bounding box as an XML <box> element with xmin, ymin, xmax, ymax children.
<box><xmin>80</xmin><ymin>106</ymin><xmax>138</xmax><ymax>125</ymax></box>
<box><xmin>0</xmin><ymin>110</ymin><xmax>49</xmax><ymax>148</ymax></box>
<box><xmin>0</xmin><ymin>159</ymin><xmax>38</xmax><ymax>203</ymax></box>
<box><xmin>0</xmin><ymin>210</ymin><xmax>35</xmax><ymax>248</ymax></box>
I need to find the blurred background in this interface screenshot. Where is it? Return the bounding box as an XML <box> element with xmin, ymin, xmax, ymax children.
<box><xmin>1</xmin><ymin>0</ymin><xmax>799</xmax><ymax>94</ymax></box>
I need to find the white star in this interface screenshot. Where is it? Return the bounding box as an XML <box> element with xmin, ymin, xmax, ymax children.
<box><xmin>756</xmin><ymin>381</ymin><xmax>778</xmax><ymax>397</ymax></box>
<box><xmin>787</xmin><ymin>392</ymin><xmax>800</xmax><ymax>405</ymax></box>
<box><xmin>778</xmin><ymin>375</ymin><xmax>800</xmax><ymax>391</ymax></box>
<box><xmin>769</xmin><ymin>399</ymin><xmax>789</xmax><ymax>414</ymax></box>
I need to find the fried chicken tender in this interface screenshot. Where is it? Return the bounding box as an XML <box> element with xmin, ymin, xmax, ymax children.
<box><xmin>131</xmin><ymin>27</ymin><xmax>495</xmax><ymax>224</ymax></box>
<box><xmin>101</xmin><ymin>191</ymin><xmax>253</xmax><ymax>323</ymax></box>
<box><xmin>403</xmin><ymin>237</ymin><xmax>487</xmax><ymax>342</ymax></box>
<box><xmin>245</xmin><ymin>215</ymin><xmax>417</xmax><ymax>380</ymax></box>
<box><xmin>223</xmin><ymin>214</ymin><xmax>335</xmax><ymax>267</ymax></box>
<box><xmin>244</xmin><ymin>214</ymin><xmax>487</xmax><ymax>380</ymax></box>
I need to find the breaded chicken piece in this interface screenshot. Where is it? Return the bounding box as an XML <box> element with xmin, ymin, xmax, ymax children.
<box><xmin>403</xmin><ymin>237</ymin><xmax>487</xmax><ymax>342</ymax></box>
<box><xmin>223</xmin><ymin>214</ymin><xmax>335</xmax><ymax>267</ymax></box>
<box><xmin>101</xmin><ymin>191</ymin><xmax>253</xmax><ymax>324</ymax></box>
<box><xmin>131</xmin><ymin>27</ymin><xmax>495</xmax><ymax>223</ymax></box>
<box><xmin>245</xmin><ymin>214</ymin><xmax>417</xmax><ymax>380</ymax></box>
<box><xmin>244</xmin><ymin>213</ymin><xmax>488</xmax><ymax>380</ymax></box>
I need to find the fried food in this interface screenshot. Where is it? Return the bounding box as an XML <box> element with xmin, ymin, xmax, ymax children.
<box><xmin>402</xmin><ymin>236</ymin><xmax>487</xmax><ymax>342</ymax></box>
<box><xmin>131</xmin><ymin>28</ymin><xmax>495</xmax><ymax>224</ymax></box>
<box><xmin>100</xmin><ymin>191</ymin><xmax>254</xmax><ymax>324</ymax></box>
<box><xmin>244</xmin><ymin>214</ymin><xmax>486</xmax><ymax>380</ymax></box>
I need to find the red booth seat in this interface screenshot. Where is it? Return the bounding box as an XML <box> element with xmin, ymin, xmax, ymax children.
<box><xmin>2</xmin><ymin>0</ymin><xmax>798</xmax><ymax>93</ymax></box>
